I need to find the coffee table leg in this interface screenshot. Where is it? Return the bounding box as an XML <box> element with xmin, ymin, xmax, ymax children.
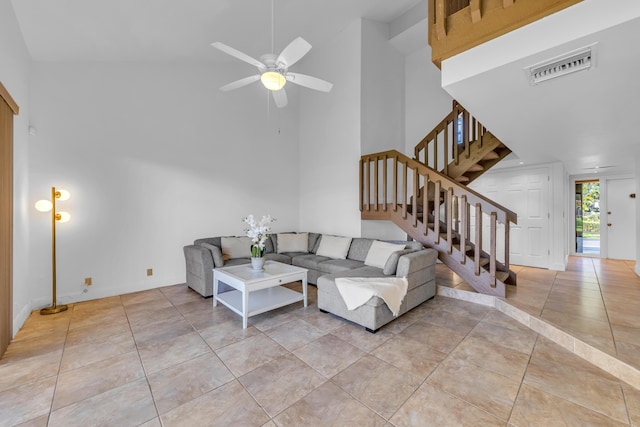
<box><xmin>242</xmin><ymin>289</ymin><xmax>248</xmax><ymax>329</ymax></box>
<box><xmin>213</xmin><ymin>275</ymin><xmax>218</xmax><ymax>307</ymax></box>
<box><xmin>303</xmin><ymin>276</ymin><xmax>308</xmax><ymax>308</ymax></box>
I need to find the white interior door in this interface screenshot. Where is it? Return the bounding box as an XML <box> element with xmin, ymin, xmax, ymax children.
<box><xmin>606</xmin><ymin>178</ymin><xmax>636</xmax><ymax>260</ymax></box>
<box><xmin>470</xmin><ymin>167</ymin><xmax>550</xmax><ymax>268</ymax></box>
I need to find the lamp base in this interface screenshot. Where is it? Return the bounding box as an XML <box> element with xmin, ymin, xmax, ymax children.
<box><xmin>40</xmin><ymin>304</ymin><xmax>68</xmax><ymax>315</ymax></box>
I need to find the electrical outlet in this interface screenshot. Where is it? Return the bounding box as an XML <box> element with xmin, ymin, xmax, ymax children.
<box><xmin>84</xmin><ymin>277</ymin><xmax>92</xmax><ymax>286</ymax></box>
<box><xmin>147</xmin><ymin>268</ymin><xmax>153</xmax><ymax>276</ymax></box>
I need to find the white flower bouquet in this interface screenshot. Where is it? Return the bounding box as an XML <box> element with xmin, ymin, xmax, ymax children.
<box><xmin>243</xmin><ymin>214</ymin><xmax>276</xmax><ymax>258</ymax></box>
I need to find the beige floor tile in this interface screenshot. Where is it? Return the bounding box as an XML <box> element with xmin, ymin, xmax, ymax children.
<box><xmin>11</xmin><ymin>314</ymin><xmax>70</xmax><ymax>342</ymax></box>
<box><xmin>622</xmin><ymin>382</ymin><xmax>640</xmax><ymax>426</ymax></box>
<box><xmin>68</xmin><ymin>306</ymin><xmax>127</xmax><ymax>331</ymax></box>
<box><xmin>147</xmin><ymin>352</ymin><xmax>234</xmax><ymax>415</ymax></box>
<box><xmin>123</xmin><ymin>301</ymin><xmax>176</xmax><ymax>325</ymax></box>
<box><xmin>293</xmin><ymin>334</ymin><xmax>365</xmax><ymax>378</ymax></box>
<box><xmin>332</xmin><ymin>355</ymin><xmax>422</xmax><ymax>419</ymax></box>
<box><xmin>137</xmin><ymin>331</ymin><xmax>211</xmax><ymax>375</ymax></box>
<box><xmin>182</xmin><ymin>304</ymin><xmax>238</xmax><ymax>330</ymax></box>
<box><xmin>428</xmin><ymin>297</ymin><xmax>492</xmax><ymax>321</ymax></box>
<box><xmin>371</xmin><ymin>335</ymin><xmax>446</xmax><ymax>380</ymax></box>
<box><xmin>0</xmin><ymin>349</ymin><xmax>61</xmax><ymax>392</ymax></box>
<box><xmin>240</xmin><ymin>353</ymin><xmax>325</xmax><ymax>417</ymax></box>
<box><xmin>1</xmin><ymin>330</ymin><xmax>67</xmax><ymax>363</ymax></box>
<box><xmin>398</xmin><ymin>320</ymin><xmax>467</xmax><ymax>354</ymax></box>
<box><xmin>540</xmin><ymin>308</ymin><xmax>616</xmax><ymax>354</ymax></box>
<box><xmin>248</xmin><ymin>307</ymin><xmax>301</xmax><ymax>332</ymax></box>
<box><xmin>330</xmin><ymin>323</ymin><xmax>394</xmax><ymax>352</ymax></box>
<box><xmin>65</xmin><ymin>316</ymin><xmax>130</xmax><ymax>347</ymax></box>
<box><xmin>264</xmin><ymin>319</ymin><xmax>326</xmax><ymax>351</ymax></box>
<box><xmin>159</xmin><ymin>284</ymin><xmax>203</xmax><ymax>306</ymax></box>
<box><xmin>13</xmin><ymin>415</ymin><xmax>49</xmax><ymax>427</ymax></box>
<box><xmin>615</xmin><ymin>339</ymin><xmax>640</xmax><ymax>368</ymax></box>
<box><xmin>48</xmin><ymin>378</ymin><xmax>157</xmax><ymax>427</ymax></box>
<box><xmin>131</xmin><ymin>317</ymin><xmax>194</xmax><ymax>347</ymax></box>
<box><xmin>53</xmin><ymin>351</ymin><xmax>144</xmax><ymax>410</ymax></box>
<box><xmin>390</xmin><ymin>382</ymin><xmax>504</xmax><ymax>427</ymax></box>
<box><xmin>59</xmin><ymin>331</ymin><xmax>136</xmax><ymax>372</ymax></box>
<box><xmin>427</xmin><ymin>356</ymin><xmax>520</xmax><ymax>421</ymax></box>
<box><xmin>524</xmin><ymin>340</ymin><xmax>628</xmax><ymax>423</ymax></box>
<box><xmin>273</xmin><ymin>381</ymin><xmax>386</xmax><ymax>427</ymax></box>
<box><xmin>449</xmin><ymin>335</ymin><xmax>530</xmax><ymax>381</ymax></box>
<box><xmin>419</xmin><ymin>306</ymin><xmax>482</xmax><ymax>335</ymax></box>
<box><xmin>199</xmin><ymin>318</ymin><xmax>261</xmax><ymax>349</ymax></box>
<box><xmin>160</xmin><ymin>380</ymin><xmax>269</xmax><ymax>427</ymax></box>
<box><xmin>215</xmin><ymin>333</ymin><xmax>288</xmax><ymax>376</ymax></box>
<box><xmin>172</xmin><ymin>298</ymin><xmax>214</xmax><ymax>316</ymax></box>
<box><xmin>0</xmin><ymin>377</ymin><xmax>56</xmax><ymax>427</ymax></box>
<box><xmin>510</xmin><ymin>384</ymin><xmax>629</xmax><ymax>426</ymax></box>
<box><xmin>120</xmin><ymin>289</ymin><xmax>168</xmax><ymax>306</ymax></box>
<box><xmin>468</xmin><ymin>319</ymin><xmax>538</xmax><ymax>355</ymax></box>
<box><xmin>298</xmin><ymin>310</ymin><xmax>346</xmax><ymax>332</ymax></box>
<box><xmin>542</xmin><ymin>297</ymin><xmax>609</xmax><ymax>322</ymax></box>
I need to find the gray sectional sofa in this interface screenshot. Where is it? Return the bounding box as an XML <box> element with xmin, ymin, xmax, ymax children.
<box><xmin>183</xmin><ymin>232</ymin><xmax>437</xmax><ymax>331</ymax></box>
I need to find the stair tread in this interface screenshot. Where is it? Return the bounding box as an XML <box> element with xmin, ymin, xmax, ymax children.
<box><xmin>482</xmin><ymin>151</ymin><xmax>499</xmax><ymax>161</ymax></box>
<box><xmin>467</xmin><ymin>163</ymin><xmax>483</xmax><ymax>172</ymax></box>
<box><xmin>496</xmin><ymin>271</ymin><xmax>510</xmax><ymax>282</ymax></box>
<box><xmin>456</xmin><ymin>176</ymin><xmax>469</xmax><ymax>182</ymax></box>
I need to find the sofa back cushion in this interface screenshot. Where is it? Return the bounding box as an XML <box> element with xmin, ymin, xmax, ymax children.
<box><xmin>277</xmin><ymin>232</ymin><xmax>309</xmax><ymax>253</ymax></box>
<box><xmin>346</xmin><ymin>238</ymin><xmax>374</xmax><ymax>262</ymax></box>
<box><xmin>316</xmin><ymin>235</ymin><xmax>353</xmax><ymax>260</ymax></box>
<box><xmin>383</xmin><ymin>249</ymin><xmax>417</xmax><ymax>275</ymax></box>
<box><xmin>364</xmin><ymin>241</ymin><xmax>407</xmax><ymax>269</ymax></box>
<box><xmin>221</xmin><ymin>236</ymin><xmax>253</xmax><ymax>260</ymax></box>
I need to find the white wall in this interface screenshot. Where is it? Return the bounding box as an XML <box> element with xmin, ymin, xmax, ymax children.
<box><xmin>1</xmin><ymin>0</ymin><xmax>32</xmax><ymax>335</ymax></box>
<box><xmin>404</xmin><ymin>46</ymin><xmax>452</xmax><ymax>154</ymax></box>
<box><xmin>27</xmin><ymin>62</ymin><xmax>300</xmax><ymax>305</ymax></box>
<box><xmin>360</xmin><ymin>19</ymin><xmax>407</xmax><ymax>241</ymax></box>
<box><xmin>298</xmin><ymin>20</ymin><xmax>362</xmax><ymax>237</ymax></box>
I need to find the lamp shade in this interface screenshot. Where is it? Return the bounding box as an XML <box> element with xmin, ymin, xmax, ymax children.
<box><xmin>261</xmin><ymin>71</ymin><xmax>286</xmax><ymax>91</ymax></box>
<box><xmin>35</xmin><ymin>200</ymin><xmax>53</xmax><ymax>212</ymax></box>
<box><xmin>57</xmin><ymin>211</ymin><xmax>71</xmax><ymax>223</ymax></box>
<box><xmin>56</xmin><ymin>189</ymin><xmax>70</xmax><ymax>201</ymax></box>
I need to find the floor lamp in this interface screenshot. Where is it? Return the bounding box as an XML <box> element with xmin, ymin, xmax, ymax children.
<box><xmin>35</xmin><ymin>186</ymin><xmax>71</xmax><ymax>315</ymax></box>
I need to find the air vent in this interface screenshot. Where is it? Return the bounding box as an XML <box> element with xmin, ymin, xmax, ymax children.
<box><xmin>525</xmin><ymin>43</ymin><xmax>597</xmax><ymax>85</ymax></box>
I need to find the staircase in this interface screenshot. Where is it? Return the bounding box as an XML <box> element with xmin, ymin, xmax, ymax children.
<box><xmin>360</xmin><ymin>101</ymin><xmax>517</xmax><ymax>297</ymax></box>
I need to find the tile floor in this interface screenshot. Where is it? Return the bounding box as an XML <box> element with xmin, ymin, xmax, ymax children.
<box><xmin>0</xmin><ymin>257</ymin><xmax>639</xmax><ymax>426</ymax></box>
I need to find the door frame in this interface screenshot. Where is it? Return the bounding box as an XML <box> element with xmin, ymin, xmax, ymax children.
<box><xmin>0</xmin><ymin>81</ymin><xmax>19</xmax><ymax>357</ymax></box>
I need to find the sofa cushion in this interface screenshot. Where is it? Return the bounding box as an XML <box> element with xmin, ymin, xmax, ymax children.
<box><xmin>292</xmin><ymin>254</ymin><xmax>331</xmax><ymax>270</ymax></box>
<box><xmin>317</xmin><ymin>259</ymin><xmax>365</xmax><ymax>274</ymax></box>
<box><xmin>200</xmin><ymin>243</ymin><xmax>225</xmax><ymax>268</ymax></box>
<box><xmin>277</xmin><ymin>233</ymin><xmax>309</xmax><ymax>253</ymax></box>
<box><xmin>346</xmin><ymin>238</ymin><xmax>374</xmax><ymax>262</ymax></box>
<box><xmin>224</xmin><ymin>258</ymin><xmax>250</xmax><ymax>266</ymax></box>
<box><xmin>308</xmin><ymin>232</ymin><xmax>321</xmax><ymax>253</ymax></box>
<box><xmin>364</xmin><ymin>241</ymin><xmax>406</xmax><ymax>269</ymax></box>
<box><xmin>382</xmin><ymin>249</ymin><xmax>417</xmax><ymax>275</ymax></box>
<box><xmin>265</xmin><ymin>253</ymin><xmax>292</xmax><ymax>264</ymax></box>
<box><xmin>221</xmin><ymin>236</ymin><xmax>253</xmax><ymax>260</ymax></box>
<box><xmin>316</xmin><ymin>235</ymin><xmax>352</xmax><ymax>259</ymax></box>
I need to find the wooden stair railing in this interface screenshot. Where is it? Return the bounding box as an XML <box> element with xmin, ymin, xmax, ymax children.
<box><xmin>414</xmin><ymin>100</ymin><xmax>511</xmax><ymax>184</ymax></box>
<box><xmin>360</xmin><ymin>150</ymin><xmax>517</xmax><ymax>297</ymax></box>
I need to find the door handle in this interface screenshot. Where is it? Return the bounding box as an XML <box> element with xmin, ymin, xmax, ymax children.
<box><xmin>607</xmin><ymin>223</ymin><xmax>612</xmax><ymax>227</ymax></box>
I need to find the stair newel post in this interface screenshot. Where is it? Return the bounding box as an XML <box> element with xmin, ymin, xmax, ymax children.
<box><xmin>382</xmin><ymin>155</ymin><xmax>388</xmax><ymax>211</ymax></box>
<box><xmin>374</xmin><ymin>156</ymin><xmax>379</xmax><ymax>212</ymax></box>
<box><xmin>474</xmin><ymin>203</ymin><xmax>482</xmax><ymax>275</ymax></box>
<box><xmin>463</xmin><ymin>109</ymin><xmax>470</xmax><ymax>159</ymax></box>
<box><xmin>443</xmin><ymin>123</ymin><xmax>449</xmax><ymax>176</ymax></box>
<box><xmin>504</xmin><ymin>220</ymin><xmax>510</xmax><ymax>270</ymax></box>
<box><xmin>446</xmin><ymin>187</ymin><xmax>453</xmax><ymax>254</ymax></box>
<box><xmin>412</xmin><ymin>168</ymin><xmax>418</xmax><ymax>227</ymax></box>
<box><xmin>434</xmin><ymin>180</ymin><xmax>441</xmax><ymax>243</ymax></box>
<box><xmin>393</xmin><ymin>155</ymin><xmax>398</xmax><ymax>212</ymax></box>
<box><xmin>490</xmin><ymin>212</ymin><xmax>497</xmax><ymax>287</ymax></box>
<box><xmin>460</xmin><ymin>195</ymin><xmax>467</xmax><ymax>264</ymax></box>
<box><xmin>423</xmin><ymin>175</ymin><xmax>429</xmax><ymax>236</ymax></box>
<box><xmin>402</xmin><ymin>161</ymin><xmax>408</xmax><ymax>219</ymax></box>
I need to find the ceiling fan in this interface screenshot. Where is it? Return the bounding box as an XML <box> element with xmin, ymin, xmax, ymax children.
<box><xmin>210</xmin><ymin>1</ymin><xmax>332</xmax><ymax>108</ymax></box>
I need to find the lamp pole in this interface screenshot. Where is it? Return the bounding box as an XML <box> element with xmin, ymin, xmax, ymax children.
<box><xmin>40</xmin><ymin>186</ymin><xmax>68</xmax><ymax>315</ymax></box>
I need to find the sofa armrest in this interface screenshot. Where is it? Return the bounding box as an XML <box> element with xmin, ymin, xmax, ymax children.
<box><xmin>395</xmin><ymin>249</ymin><xmax>438</xmax><ymax>278</ymax></box>
<box><xmin>183</xmin><ymin>244</ymin><xmax>215</xmax><ymax>297</ymax></box>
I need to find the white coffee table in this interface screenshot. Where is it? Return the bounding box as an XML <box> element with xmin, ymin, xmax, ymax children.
<box><xmin>213</xmin><ymin>261</ymin><xmax>308</xmax><ymax>328</ymax></box>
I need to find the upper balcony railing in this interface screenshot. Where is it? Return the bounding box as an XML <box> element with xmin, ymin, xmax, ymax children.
<box><xmin>429</xmin><ymin>0</ymin><xmax>582</xmax><ymax>67</ymax></box>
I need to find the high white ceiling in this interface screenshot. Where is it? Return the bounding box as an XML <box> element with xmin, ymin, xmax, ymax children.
<box><xmin>10</xmin><ymin>0</ymin><xmax>421</xmax><ymax>62</ymax></box>
<box><xmin>442</xmin><ymin>0</ymin><xmax>640</xmax><ymax>176</ymax></box>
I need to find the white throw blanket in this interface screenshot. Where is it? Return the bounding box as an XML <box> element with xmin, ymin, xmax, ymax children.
<box><xmin>335</xmin><ymin>277</ymin><xmax>409</xmax><ymax>317</ymax></box>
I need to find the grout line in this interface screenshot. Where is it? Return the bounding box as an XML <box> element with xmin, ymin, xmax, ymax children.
<box><xmin>440</xmin><ymin>286</ymin><xmax>640</xmax><ymax>391</ymax></box>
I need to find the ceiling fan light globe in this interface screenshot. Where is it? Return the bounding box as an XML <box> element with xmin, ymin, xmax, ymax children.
<box><xmin>261</xmin><ymin>71</ymin><xmax>286</xmax><ymax>91</ymax></box>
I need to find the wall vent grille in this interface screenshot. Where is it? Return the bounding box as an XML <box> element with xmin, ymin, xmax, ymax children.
<box><xmin>525</xmin><ymin>44</ymin><xmax>597</xmax><ymax>85</ymax></box>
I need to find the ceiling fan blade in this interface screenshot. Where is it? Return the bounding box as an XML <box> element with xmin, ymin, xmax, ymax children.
<box><xmin>272</xmin><ymin>88</ymin><xmax>288</xmax><ymax>108</ymax></box>
<box><xmin>286</xmin><ymin>73</ymin><xmax>333</xmax><ymax>92</ymax></box>
<box><xmin>277</xmin><ymin>37</ymin><xmax>312</xmax><ymax>68</ymax></box>
<box><xmin>219</xmin><ymin>75</ymin><xmax>260</xmax><ymax>91</ymax></box>
<box><xmin>211</xmin><ymin>42</ymin><xmax>265</xmax><ymax>70</ymax></box>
